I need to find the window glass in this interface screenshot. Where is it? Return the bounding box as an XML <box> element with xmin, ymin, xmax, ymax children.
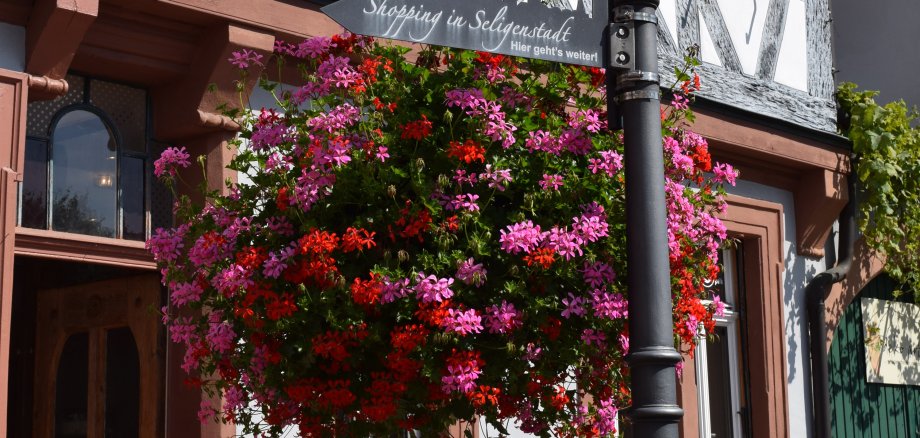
<box><xmin>105</xmin><ymin>327</ymin><xmax>140</xmax><ymax>437</ymax></box>
<box><xmin>55</xmin><ymin>332</ymin><xmax>89</xmax><ymax>438</ymax></box>
<box><xmin>22</xmin><ymin>138</ymin><xmax>49</xmax><ymax>229</ymax></box>
<box><xmin>51</xmin><ymin>110</ymin><xmax>117</xmax><ymax>238</ymax></box>
<box><xmin>121</xmin><ymin>156</ymin><xmax>146</xmax><ymax>241</ymax></box>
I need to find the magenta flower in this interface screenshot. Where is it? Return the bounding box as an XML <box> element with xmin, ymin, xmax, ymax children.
<box><xmin>561</xmin><ymin>293</ymin><xmax>586</xmax><ymax>319</ymax></box>
<box><xmin>713</xmin><ymin>162</ymin><xmax>738</xmax><ymax>185</ymax></box>
<box><xmin>499</xmin><ymin>220</ymin><xmax>546</xmax><ymax>254</ymax></box>
<box><xmin>228</xmin><ymin>49</ymin><xmax>264</xmax><ymax>69</ymax></box>
<box><xmin>581</xmin><ymin>328</ymin><xmax>606</xmax><ymax>347</ymax></box>
<box><xmin>442</xmin><ymin>308</ymin><xmax>484</xmax><ymax>336</ymax></box>
<box><xmin>441</xmin><ymin>362</ymin><xmax>481</xmax><ymax>393</ymax></box>
<box><xmin>480</xmin><ymin>165</ymin><xmax>513</xmax><ymax>191</ymax></box>
<box><xmin>170</xmin><ymin>281</ymin><xmax>204</xmax><ymax>307</ymax></box>
<box><xmin>446</xmin><ymin>193</ymin><xmax>480</xmax><ymax>212</ymax></box>
<box><xmin>154</xmin><ymin>146</ymin><xmax>191</xmax><ymax>178</ymax></box>
<box><xmin>455</xmin><ymin>258</ymin><xmax>487</xmax><ymax>287</ymax></box>
<box><xmin>591</xmin><ymin>290</ymin><xmax>628</xmax><ymax>319</ymax></box>
<box><xmin>539</xmin><ymin>174</ymin><xmax>564</xmax><ymax>191</ymax></box>
<box><xmin>414</xmin><ymin>273</ymin><xmax>454</xmax><ymax>303</ymax></box>
<box><xmin>582</xmin><ymin>261</ymin><xmax>616</xmax><ymax>288</ymax></box>
<box><xmin>483</xmin><ymin>301</ymin><xmax>521</xmax><ymax>334</ymax></box>
<box><xmin>380</xmin><ymin>277</ymin><xmax>412</xmax><ymax>304</ymax></box>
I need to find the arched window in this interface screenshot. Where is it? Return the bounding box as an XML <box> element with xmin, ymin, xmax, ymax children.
<box><xmin>21</xmin><ymin>75</ymin><xmax>169</xmax><ymax>240</ymax></box>
<box><xmin>49</xmin><ymin>109</ymin><xmax>119</xmax><ymax>237</ymax></box>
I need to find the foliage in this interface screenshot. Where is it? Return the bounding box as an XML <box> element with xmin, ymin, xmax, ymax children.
<box><xmin>148</xmin><ymin>34</ymin><xmax>736</xmax><ymax>437</ymax></box>
<box><xmin>837</xmin><ymin>84</ymin><xmax>920</xmax><ymax>297</ymax></box>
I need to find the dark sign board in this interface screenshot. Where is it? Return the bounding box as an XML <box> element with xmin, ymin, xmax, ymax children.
<box><xmin>322</xmin><ymin>0</ymin><xmax>608</xmax><ymax>67</ymax></box>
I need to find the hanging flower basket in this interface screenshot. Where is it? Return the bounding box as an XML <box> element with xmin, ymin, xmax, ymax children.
<box><xmin>148</xmin><ymin>34</ymin><xmax>737</xmax><ymax>437</ymax></box>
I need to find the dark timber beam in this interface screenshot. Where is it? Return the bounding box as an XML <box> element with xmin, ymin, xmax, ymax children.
<box><xmin>698</xmin><ymin>0</ymin><xmax>742</xmax><ymax>72</ymax></box>
<box><xmin>756</xmin><ymin>0</ymin><xmax>790</xmax><ymax>80</ymax></box>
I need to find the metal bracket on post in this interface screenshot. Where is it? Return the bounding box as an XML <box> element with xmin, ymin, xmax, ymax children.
<box><xmin>608</xmin><ymin>6</ymin><xmax>635</xmax><ymax>71</ymax></box>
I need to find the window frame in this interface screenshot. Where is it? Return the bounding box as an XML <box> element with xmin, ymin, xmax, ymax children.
<box><xmin>695</xmin><ymin>247</ymin><xmax>750</xmax><ymax>438</ymax></box>
<box><xmin>19</xmin><ymin>75</ymin><xmax>153</xmax><ymax>241</ymax></box>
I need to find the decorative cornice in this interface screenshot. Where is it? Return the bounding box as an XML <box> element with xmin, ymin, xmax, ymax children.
<box><xmin>197</xmin><ymin>110</ymin><xmax>240</xmax><ymax>131</ymax></box>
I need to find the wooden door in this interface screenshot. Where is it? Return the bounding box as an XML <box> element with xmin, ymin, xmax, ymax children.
<box><xmin>33</xmin><ymin>274</ymin><xmax>162</xmax><ymax>438</ymax></box>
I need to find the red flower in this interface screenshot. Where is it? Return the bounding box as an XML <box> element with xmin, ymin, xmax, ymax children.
<box><xmin>350</xmin><ymin>275</ymin><xmax>382</xmax><ymax>307</ymax></box>
<box><xmin>266</xmin><ymin>293</ymin><xmax>297</xmax><ymax>320</ymax></box>
<box><xmin>523</xmin><ymin>248</ymin><xmax>556</xmax><ymax>269</ymax></box>
<box><xmin>400</xmin><ymin>115</ymin><xmax>433</xmax><ymax>141</ymax></box>
<box><xmin>341</xmin><ymin>227</ymin><xmax>376</xmax><ymax>252</ymax></box>
<box><xmin>468</xmin><ymin>385</ymin><xmax>500</xmax><ymax>408</ymax></box>
<box><xmin>299</xmin><ymin>229</ymin><xmax>339</xmax><ymax>255</ymax></box>
<box><xmin>446</xmin><ymin>139</ymin><xmax>486</xmax><ymax>163</ymax></box>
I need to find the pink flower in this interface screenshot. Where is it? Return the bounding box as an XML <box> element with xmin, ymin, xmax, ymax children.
<box><xmin>455</xmin><ymin>258</ymin><xmax>487</xmax><ymax>287</ymax></box>
<box><xmin>228</xmin><ymin>49</ymin><xmax>263</xmax><ymax>69</ymax></box>
<box><xmin>170</xmin><ymin>281</ymin><xmax>204</xmax><ymax>307</ymax></box>
<box><xmin>561</xmin><ymin>293</ymin><xmax>586</xmax><ymax>319</ymax></box>
<box><xmin>596</xmin><ymin>398</ymin><xmax>619</xmax><ymax>435</ymax></box>
<box><xmin>296</xmin><ymin>36</ymin><xmax>333</xmax><ymax>58</ymax></box>
<box><xmin>414</xmin><ymin>273</ymin><xmax>454</xmax><ymax>303</ymax></box>
<box><xmin>712</xmin><ymin>294</ymin><xmax>726</xmax><ymax>317</ymax></box>
<box><xmin>205</xmin><ymin>317</ymin><xmax>236</xmax><ymax>354</ymax></box>
<box><xmin>499</xmin><ymin>220</ymin><xmax>546</xmax><ymax>254</ymax></box>
<box><xmin>539</xmin><ymin>174</ymin><xmax>564</xmax><ymax>191</ymax></box>
<box><xmin>591</xmin><ymin>290</ymin><xmax>627</xmax><ymax>319</ymax></box>
<box><xmin>581</xmin><ymin>328</ymin><xmax>606</xmax><ymax>347</ymax></box>
<box><xmin>544</xmin><ymin>226</ymin><xmax>583</xmax><ymax>260</ymax></box>
<box><xmin>582</xmin><ymin>261</ymin><xmax>616</xmax><ymax>288</ymax></box>
<box><xmin>572</xmin><ymin>213</ymin><xmax>609</xmax><ymax>243</ymax></box>
<box><xmin>146</xmin><ymin>225</ymin><xmax>187</xmax><ymax>263</ymax></box>
<box><xmin>483</xmin><ymin>301</ymin><xmax>521</xmax><ymax>333</ymax></box>
<box><xmin>713</xmin><ymin>162</ymin><xmax>738</xmax><ymax>185</ymax></box>
<box><xmin>442</xmin><ymin>308</ymin><xmax>483</xmax><ymax>335</ymax></box>
<box><xmin>446</xmin><ymin>193</ymin><xmax>480</xmax><ymax>212</ymax></box>
<box><xmin>380</xmin><ymin>277</ymin><xmax>412</xmax><ymax>303</ymax></box>
<box><xmin>154</xmin><ymin>146</ymin><xmax>191</xmax><ymax>178</ymax></box>
<box><xmin>480</xmin><ymin>165</ymin><xmax>512</xmax><ymax>191</ymax></box>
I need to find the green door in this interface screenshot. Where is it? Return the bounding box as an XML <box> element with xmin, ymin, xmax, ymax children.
<box><xmin>829</xmin><ymin>274</ymin><xmax>920</xmax><ymax>437</ymax></box>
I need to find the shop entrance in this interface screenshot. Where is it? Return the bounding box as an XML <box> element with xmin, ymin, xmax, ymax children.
<box><xmin>33</xmin><ymin>274</ymin><xmax>161</xmax><ymax>438</ymax></box>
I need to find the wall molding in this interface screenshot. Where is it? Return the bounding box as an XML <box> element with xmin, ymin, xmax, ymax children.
<box><xmin>679</xmin><ymin>194</ymin><xmax>789</xmax><ymax>437</ymax></box>
<box><xmin>14</xmin><ymin>227</ymin><xmax>156</xmax><ymax>270</ymax></box>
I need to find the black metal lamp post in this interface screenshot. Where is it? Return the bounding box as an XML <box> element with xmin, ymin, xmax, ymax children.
<box><xmin>607</xmin><ymin>1</ymin><xmax>684</xmax><ymax>437</ymax></box>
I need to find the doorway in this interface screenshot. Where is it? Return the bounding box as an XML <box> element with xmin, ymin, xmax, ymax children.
<box><xmin>9</xmin><ymin>260</ymin><xmax>163</xmax><ymax>438</ymax></box>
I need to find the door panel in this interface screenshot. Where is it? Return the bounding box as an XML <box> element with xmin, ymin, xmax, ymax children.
<box><xmin>33</xmin><ymin>275</ymin><xmax>162</xmax><ymax>438</ymax></box>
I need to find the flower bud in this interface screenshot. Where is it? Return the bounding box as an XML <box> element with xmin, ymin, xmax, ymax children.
<box><xmin>383</xmin><ymin>249</ymin><xmax>392</xmax><ymax>261</ymax></box>
<box><xmin>335</xmin><ymin>275</ymin><xmax>346</xmax><ymax>289</ymax></box>
<box><xmin>398</xmin><ymin>250</ymin><xmax>409</xmax><ymax>263</ymax></box>
<box><xmin>438</xmin><ymin>174</ymin><xmax>449</xmax><ymax>187</ymax></box>
<box><xmin>387</xmin><ymin>185</ymin><xmax>397</xmax><ymax>198</ymax></box>
<box><xmin>415</xmin><ymin>158</ymin><xmax>425</xmax><ymax>171</ymax></box>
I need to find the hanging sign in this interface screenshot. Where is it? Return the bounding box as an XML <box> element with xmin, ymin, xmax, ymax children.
<box><xmin>861</xmin><ymin>298</ymin><xmax>920</xmax><ymax>386</ymax></box>
<box><xmin>322</xmin><ymin>0</ymin><xmax>608</xmax><ymax>67</ymax></box>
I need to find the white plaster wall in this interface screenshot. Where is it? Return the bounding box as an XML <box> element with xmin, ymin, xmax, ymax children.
<box><xmin>659</xmin><ymin>0</ymin><xmax>678</xmax><ymax>50</ymax></box>
<box><xmin>716</xmin><ymin>0</ymin><xmax>769</xmax><ymax>76</ymax></box>
<box><xmin>699</xmin><ymin>12</ymin><xmax>722</xmax><ymax>67</ymax></box>
<box><xmin>726</xmin><ymin>178</ymin><xmax>826</xmax><ymax>438</ymax></box>
<box><xmin>773</xmin><ymin>0</ymin><xmax>808</xmax><ymax>91</ymax></box>
<box><xmin>0</xmin><ymin>22</ymin><xmax>25</xmax><ymax>72</ymax></box>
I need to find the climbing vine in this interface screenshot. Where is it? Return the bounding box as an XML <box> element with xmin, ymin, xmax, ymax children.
<box><xmin>837</xmin><ymin>83</ymin><xmax>920</xmax><ymax>298</ymax></box>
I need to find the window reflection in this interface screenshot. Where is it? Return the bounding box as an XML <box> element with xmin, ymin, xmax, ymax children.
<box><xmin>51</xmin><ymin>110</ymin><xmax>117</xmax><ymax>238</ymax></box>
